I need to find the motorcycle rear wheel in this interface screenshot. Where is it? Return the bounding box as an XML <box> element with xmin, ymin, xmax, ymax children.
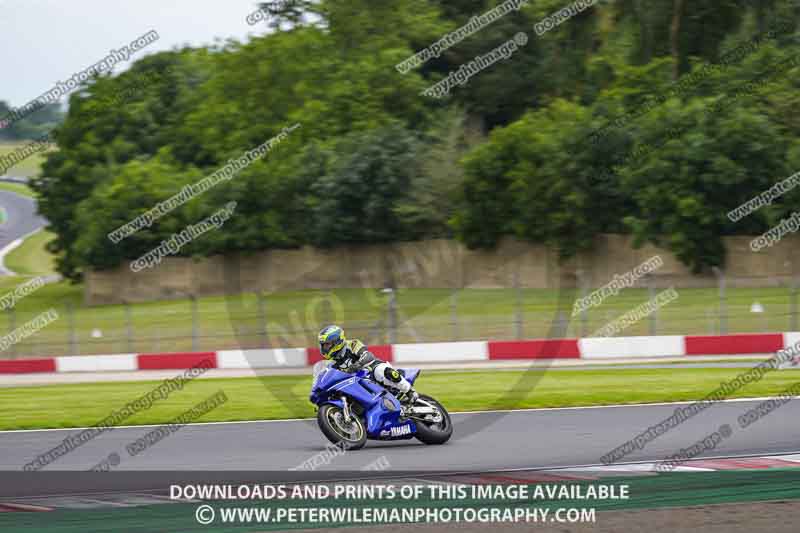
<box><xmin>317</xmin><ymin>404</ymin><xmax>367</xmax><ymax>450</ymax></box>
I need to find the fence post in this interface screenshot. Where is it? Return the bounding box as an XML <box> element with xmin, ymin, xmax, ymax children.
<box><xmin>124</xmin><ymin>301</ymin><xmax>133</xmax><ymax>353</ymax></box>
<box><xmin>557</xmin><ymin>310</ymin><xmax>568</xmax><ymax>338</ymax></box>
<box><xmin>647</xmin><ymin>275</ymin><xmax>657</xmax><ymax>335</ymax></box>
<box><xmin>258</xmin><ymin>292</ymin><xmax>268</xmax><ymax>348</ymax></box>
<box><xmin>514</xmin><ymin>269</ymin><xmax>523</xmax><ymax>340</ymax></box>
<box><xmin>577</xmin><ymin>271</ymin><xmax>588</xmax><ymax>338</ymax></box>
<box><xmin>389</xmin><ymin>289</ymin><xmax>397</xmax><ymax>344</ymax></box>
<box><xmin>713</xmin><ymin>267</ymin><xmax>727</xmax><ymax>334</ymax></box>
<box><xmin>450</xmin><ymin>290</ymin><xmax>459</xmax><ymax>341</ymax></box>
<box><xmin>720</xmin><ymin>273</ymin><xmax>727</xmax><ymax>335</ymax></box>
<box><xmin>190</xmin><ymin>295</ymin><xmax>199</xmax><ymax>352</ymax></box>
<box><xmin>66</xmin><ymin>302</ymin><xmax>77</xmax><ymax>356</ymax></box>
<box><xmin>6</xmin><ymin>307</ymin><xmax>15</xmax><ymax>359</ymax></box>
<box><xmin>29</xmin><ymin>326</ymin><xmax>37</xmax><ymax>358</ymax></box>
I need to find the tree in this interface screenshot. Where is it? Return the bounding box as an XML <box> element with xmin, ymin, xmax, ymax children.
<box><xmin>31</xmin><ymin>0</ymin><xmax>800</xmax><ymax>280</ymax></box>
<box><xmin>310</xmin><ymin>124</ymin><xmax>422</xmax><ymax>245</ymax></box>
<box><xmin>620</xmin><ymin>95</ymin><xmax>791</xmax><ymax>272</ymax></box>
<box><xmin>455</xmin><ymin>100</ymin><xmax>628</xmax><ymax>257</ymax></box>
<box><xmin>0</xmin><ymin>100</ymin><xmax>64</xmax><ymax>141</ymax></box>
<box><xmin>396</xmin><ymin>108</ymin><xmax>476</xmax><ymax>238</ymax></box>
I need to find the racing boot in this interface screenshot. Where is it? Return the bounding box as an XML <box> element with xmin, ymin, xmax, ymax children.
<box><xmin>398</xmin><ymin>388</ymin><xmax>419</xmax><ymax>406</ymax></box>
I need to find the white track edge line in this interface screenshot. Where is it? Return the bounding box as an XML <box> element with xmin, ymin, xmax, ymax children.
<box><xmin>2</xmin><ymin>396</ymin><xmax>798</xmax><ymax>434</ymax></box>
<box><xmin>7</xmin><ymin>449</ymin><xmax>800</xmax><ymax>500</ymax></box>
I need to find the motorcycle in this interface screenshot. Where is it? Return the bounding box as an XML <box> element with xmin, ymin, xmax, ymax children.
<box><xmin>309</xmin><ymin>360</ymin><xmax>452</xmax><ymax>450</ymax></box>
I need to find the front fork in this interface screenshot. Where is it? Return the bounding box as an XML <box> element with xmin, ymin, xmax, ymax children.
<box><xmin>341</xmin><ymin>396</ymin><xmax>352</xmax><ymax>422</ymax></box>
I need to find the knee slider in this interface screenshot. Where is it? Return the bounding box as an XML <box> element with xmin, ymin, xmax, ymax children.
<box><xmin>384</xmin><ymin>366</ymin><xmax>402</xmax><ymax>383</ymax></box>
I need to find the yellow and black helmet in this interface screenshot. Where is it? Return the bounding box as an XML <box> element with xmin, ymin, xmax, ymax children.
<box><xmin>318</xmin><ymin>325</ymin><xmax>346</xmax><ymax>360</ymax></box>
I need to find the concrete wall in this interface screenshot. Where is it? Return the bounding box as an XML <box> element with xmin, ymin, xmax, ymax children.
<box><xmin>84</xmin><ymin>234</ymin><xmax>800</xmax><ymax>305</ymax></box>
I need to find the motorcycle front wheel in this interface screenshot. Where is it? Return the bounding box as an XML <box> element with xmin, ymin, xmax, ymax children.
<box><xmin>413</xmin><ymin>395</ymin><xmax>453</xmax><ymax>445</ymax></box>
<box><xmin>317</xmin><ymin>404</ymin><xmax>367</xmax><ymax>450</ymax></box>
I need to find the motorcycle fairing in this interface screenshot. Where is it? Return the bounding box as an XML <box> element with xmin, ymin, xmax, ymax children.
<box><xmin>312</xmin><ymin>366</ymin><xmax>417</xmax><ymax>439</ymax></box>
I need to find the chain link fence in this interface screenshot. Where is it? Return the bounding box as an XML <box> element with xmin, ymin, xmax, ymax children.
<box><xmin>1</xmin><ymin>275</ymin><xmax>799</xmax><ymax>358</ymax></box>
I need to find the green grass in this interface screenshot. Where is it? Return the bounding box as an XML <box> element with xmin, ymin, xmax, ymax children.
<box><xmin>0</xmin><ymin>283</ymin><xmax>798</xmax><ymax>358</ymax></box>
<box><xmin>1</xmin><ymin>367</ymin><xmax>798</xmax><ymax>430</ymax></box>
<box><xmin>0</xmin><ymin>181</ymin><xmax>34</xmax><ymax>197</ymax></box>
<box><xmin>0</xmin><ymin>141</ymin><xmax>53</xmax><ymax>177</ymax></box>
<box><xmin>3</xmin><ymin>229</ymin><xmax>57</xmax><ymax>276</ymax></box>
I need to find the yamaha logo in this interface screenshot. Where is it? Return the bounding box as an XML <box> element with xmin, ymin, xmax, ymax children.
<box><xmin>389</xmin><ymin>425</ymin><xmax>411</xmax><ymax>437</ymax></box>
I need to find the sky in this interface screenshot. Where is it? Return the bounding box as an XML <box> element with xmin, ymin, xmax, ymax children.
<box><xmin>0</xmin><ymin>0</ymin><xmax>272</xmax><ymax>107</ymax></box>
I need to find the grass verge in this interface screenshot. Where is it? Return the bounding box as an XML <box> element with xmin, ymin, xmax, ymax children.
<box><xmin>0</xmin><ymin>141</ymin><xmax>53</xmax><ymax>177</ymax></box>
<box><xmin>3</xmin><ymin>229</ymin><xmax>57</xmax><ymax>276</ymax></box>
<box><xmin>1</xmin><ymin>367</ymin><xmax>798</xmax><ymax>431</ymax></box>
<box><xmin>0</xmin><ymin>181</ymin><xmax>34</xmax><ymax>197</ymax></box>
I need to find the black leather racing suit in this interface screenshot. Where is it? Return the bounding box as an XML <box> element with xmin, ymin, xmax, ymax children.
<box><xmin>331</xmin><ymin>339</ymin><xmax>413</xmax><ymax>398</ymax></box>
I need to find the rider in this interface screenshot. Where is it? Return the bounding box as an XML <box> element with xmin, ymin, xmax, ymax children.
<box><xmin>318</xmin><ymin>325</ymin><xmax>418</xmax><ymax>404</ymax></box>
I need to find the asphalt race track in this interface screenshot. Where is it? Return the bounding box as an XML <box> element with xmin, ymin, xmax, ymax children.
<box><xmin>0</xmin><ymin>189</ymin><xmax>46</xmax><ymax>274</ymax></box>
<box><xmin>0</xmin><ymin>398</ymin><xmax>798</xmax><ymax>498</ymax></box>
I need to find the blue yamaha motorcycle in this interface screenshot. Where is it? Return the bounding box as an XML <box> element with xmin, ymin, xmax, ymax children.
<box><xmin>309</xmin><ymin>361</ymin><xmax>452</xmax><ymax>450</ymax></box>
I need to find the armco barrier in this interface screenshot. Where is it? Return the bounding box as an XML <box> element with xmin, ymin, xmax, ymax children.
<box><xmin>1</xmin><ymin>332</ymin><xmax>796</xmax><ymax>374</ymax></box>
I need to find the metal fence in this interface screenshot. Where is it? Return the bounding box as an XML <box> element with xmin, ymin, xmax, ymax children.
<box><xmin>2</xmin><ymin>277</ymin><xmax>800</xmax><ymax>359</ymax></box>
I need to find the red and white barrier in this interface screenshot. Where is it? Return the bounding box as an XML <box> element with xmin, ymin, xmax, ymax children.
<box><xmin>487</xmin><ymin>339</ymin><xmax>580</xmax><ymax>360</ymax></box>
<box><xmin>684</xmin><ymin>333</ymin><xmax>784</xmax><ymax>356</ymax></box>
<box><xmin>0</xmin><ymin>332</ymin><xmax>796</xmax><ymax>374</ymax></box>
<box><xmin>217</xmin><ymin>348</ymin><xmax>307</xmax><ymax>369</ymax></box>
<box><xmin>578</xmin><ymin>336</ymin><xmax>685</xmax><ymax>360</ymax></box>
<box><xmin>55</xmin><ymin>354</ymin><xmax>137</xmax><ymax>373</ymax></box>
<box><xmin>394</xmin><ymin>341</ymin><xmax>486</xmax><ymax>363</ymax></box>
<box><xmin>307</xmin><ymin>344</ymin><xmax>393</xmax><ymax>365</ymax></box>
<box><xmin>137</xmin><ymin>351</ymin><xmax>217</xmax><ymax>370</ymax></box>
<box><xmin>0</xmin><ymin>359</ymin><xmax>56</xmax><ymax>374</ymax></box>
